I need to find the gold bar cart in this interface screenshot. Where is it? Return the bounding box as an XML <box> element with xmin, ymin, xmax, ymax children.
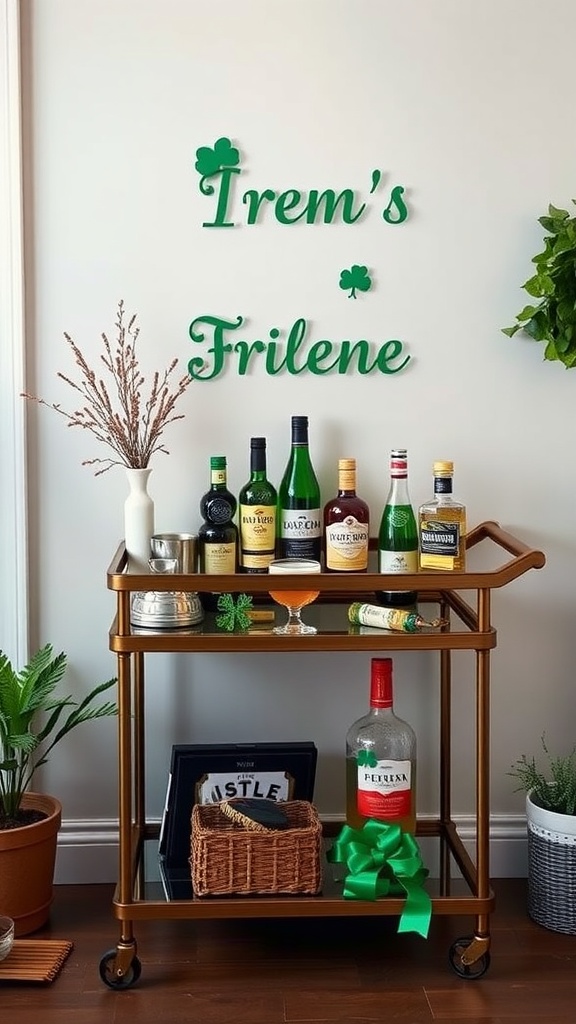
<box><xmin>99</xmin><ymin>521</ymin><xmax>545</xmax><ymax>988</ymax></box>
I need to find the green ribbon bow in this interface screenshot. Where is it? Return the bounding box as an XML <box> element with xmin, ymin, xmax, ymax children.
<box><xmin>327</xmin><ymin>820</ymin><xmax>432</xmax><ymax>938</ymax></box>
<box><xmin>216</xmin><ymin>593</ymin><xmax>253</xmax><ymax>631</ymax></box>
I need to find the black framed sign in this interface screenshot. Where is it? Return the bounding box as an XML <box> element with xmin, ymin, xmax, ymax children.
<box><xmin>159</xmin><ymin>741</ymin><xmax>318</xmax><ymax>869</ymax></box>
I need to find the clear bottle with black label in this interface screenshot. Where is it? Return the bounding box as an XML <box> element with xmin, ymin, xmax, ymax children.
<box><xmin>418</xmin><ymin>461</ymin><xmax>466</xmax><ymax>571</ymax></box>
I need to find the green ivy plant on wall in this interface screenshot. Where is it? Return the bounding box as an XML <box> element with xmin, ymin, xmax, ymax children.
<box><xmin>503</xmin><ymin>202</ymin><xmax>576</xmax><ymax>368</ymax></box>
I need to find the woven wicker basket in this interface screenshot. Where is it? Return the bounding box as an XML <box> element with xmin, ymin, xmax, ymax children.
<box><xmin>190</xmin><ymin>800</ymin><xmax>322</xmax><ymax>897</ymax></box>
<box><xmin>528</xmin><ymin>822</ymin><xmax>576</xmax><ymax>934</ymax></box>
<box><xmin>527</xmin><ymin>794</ymin><xmax>576</xmax><ymax>935</ymax></box>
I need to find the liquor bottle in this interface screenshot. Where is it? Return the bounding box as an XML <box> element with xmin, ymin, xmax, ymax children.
<box><xmin>324</xmin><ymin>458</ymin><xmax>369</xmax><ymax>572</ymax></box>
<box><xmin>346</xmin><ymin>657</ymin><xmax>416</xmax><ymax>833</ymax></box>
<box><xmin>278</xmin><ymin>415</ymin><xmax>321</xmax><ymax>561</ymax></box>
<box><xmin>348</xmin><ymin>602</ymin><xmax>446</xmax><ymax>633</ymax></box>
<box><xmin>198</xmin><ymin>456</ymin><xmax>238</xmax><ymax>608</ymax></box>
<box><xmin>418</xmin><ymin>461</ymin><xmax>466</xmax><ymax>571</ymax></box>
<box><xmin>377</xmin><ymin>449</ymin><xmax>418</xmax><ymax>605</ymax></box>
<box><xmin>238</xmin><ymin>437</ymin><xmax>277</xmax><ymax>573</ymax></box>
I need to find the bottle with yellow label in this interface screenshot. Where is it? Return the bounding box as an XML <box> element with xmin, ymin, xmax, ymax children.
<box><xmin>239</xmin><ymin>437</ymin><xmax>277</xmax><ymax>573</ymax></box>
<box><xmin>418</xmin><ymin>461</ymin><xmax>466</xmax><ymax>571</ymax></box>
<box><xmin>323</xmin><ymin>458</ymin><xmax>369</xmax><ymax>571</ymax></box>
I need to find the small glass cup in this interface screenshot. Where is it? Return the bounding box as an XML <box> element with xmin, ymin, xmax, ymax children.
<box><xmin>268</xmin><ymin>558</ymin><xmax>321</xmax><ymax>635</ymax></box>
<box><xmin>0</xmin><ymin>916</ymin><xmax>14</xmax><ymax>961</ymax></box>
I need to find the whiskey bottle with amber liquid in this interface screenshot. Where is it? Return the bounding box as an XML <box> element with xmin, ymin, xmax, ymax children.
<box><xmin>323</xmin><ymin>458</ymin><xmax>369</xmax><ymax>572</ymax></box>
<box><xmin>418</xmin><ymin>460</ymin><xmax>466</xmax><ymax>571</ymax></box>
<box><xmin>346</xmin><ymin>657</ymin><xmax>417</xmax><ymax>833</ymax></box>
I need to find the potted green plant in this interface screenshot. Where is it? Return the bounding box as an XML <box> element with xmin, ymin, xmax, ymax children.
<box><xmin>0</xmin><ymin>643</ymin><xmax>116</xmax><ymax>935</ymax></box>
<box><xmin>502</xmin><ymin>201</ymin><xmax>576</xmax><ymax>367</ymax></box>
<box><xmin>509</xmin><ymin>736</ymin><xmax>576</xmax><ymax>935</ymax></box>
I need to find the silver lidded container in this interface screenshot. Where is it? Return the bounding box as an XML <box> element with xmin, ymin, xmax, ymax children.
<box><xmin>130</xmin><ymin>557</ymin><xmax>204</xmax><ymax>629</ymax></box>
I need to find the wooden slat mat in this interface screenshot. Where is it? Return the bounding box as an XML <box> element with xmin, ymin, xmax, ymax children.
<box><xmin>0</xmin><ymin>939</ymin><xmax>74</xmax><ymax>983</ymax></box>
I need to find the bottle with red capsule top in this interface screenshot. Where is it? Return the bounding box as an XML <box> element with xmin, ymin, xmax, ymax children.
<box><xmin>345</xmin><ymin>657</ymin><xmax>417</xmax><ymax>833</ymax></box>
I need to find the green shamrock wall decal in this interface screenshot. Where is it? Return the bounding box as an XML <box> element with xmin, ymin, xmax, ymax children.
<box><xmin>216</xmin><ymin>593</ymin><xmax>253</xmax><ymax>632</ymax></box>
<box><xmin>357</xmin><ymin>750</ymin><xmax>378</xmax><ymax>768</ymax></box>
<box><xmin>339</xmin><ymin>265</ymin><xmax>372</xmax><ymax>299</ymax></box>
<box><xmin>195</xmin><ymin>137</ymin><xmax>240</xmax><ymax>179</ymax></box>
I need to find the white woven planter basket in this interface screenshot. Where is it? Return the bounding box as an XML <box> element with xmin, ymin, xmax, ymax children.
<box><xmin>526</xmin><ymin>793</ymin><xmax>576</xmax><ymax>935</ymax></box>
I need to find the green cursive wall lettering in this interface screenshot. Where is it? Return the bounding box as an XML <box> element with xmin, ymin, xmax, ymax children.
<box><xmin>188</xmin><ymin>315</ymin><xmax>411</xmax><ymax>380</ymax></box>
<box><xmin>194</xmin><ymin>138</ymin><xmax>408</xmax><ymax>227</ymax></box>
<box><xmin>382</xmin><ymin>185</ymin><xmax>408</xmax><ymax>224</ymax></box>
<box><xmin>241</xmin><ymin>187</ymin><xmax>366</xmax><ymax>225</ymax></box>
<box><xmin>188</xmin><ymin>314</ymin><xmax>243</xmax><ymax>379</ymax></box>
<box><xmin>201</xmin><ymin>167</ymin><xmax>241</xmax><ymax>228</ymax></box>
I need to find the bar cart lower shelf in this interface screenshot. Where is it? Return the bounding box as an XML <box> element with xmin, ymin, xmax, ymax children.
<box><xmin>99</xmin><ymin>521</ymin><xmax>545</xmax><ymax>989</ymax></box>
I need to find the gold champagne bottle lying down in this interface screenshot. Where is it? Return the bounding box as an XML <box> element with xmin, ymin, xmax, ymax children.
<box><xmin>348</xmin><ymin>602</ymin><xmax>447</xmax><ymax>633</ymax></box>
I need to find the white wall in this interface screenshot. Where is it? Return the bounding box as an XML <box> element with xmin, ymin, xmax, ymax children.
<box><xmin>13</xmin><ymin>0</ymin><xmax>576</xmax><ymax>880</ymax></box>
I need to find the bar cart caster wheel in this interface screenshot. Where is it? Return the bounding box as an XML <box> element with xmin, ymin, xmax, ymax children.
<box><xmin>448</xmin><ymin>936</ymin><xmax>491</xmax><ymax>979</ymax></box>
<box><xmin>99</xmin><ymin>949</ymin><xmax>142</xmax><ymax>989</ymax></box>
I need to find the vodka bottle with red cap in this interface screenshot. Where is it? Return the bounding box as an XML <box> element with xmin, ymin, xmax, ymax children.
<box><xmin>345</xmin><ymin>658</ymin><xmax>417</xmax><ymax>833</ymax></box>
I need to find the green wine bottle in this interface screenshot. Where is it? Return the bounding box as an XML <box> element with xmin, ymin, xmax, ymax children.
<box><xmin>239</xmin><ymin>437</ymin><xmax>277</xmax><ymax>573</ymax></box>
<box><xmin>377</xmin><ymin>448</ymin><xmax>418</xmax><ymax>606</ymax></box>
<box><xmin>278</xmin><ymin>416</ymin><xmax>321</xmax><ymax>561</ymax></box>
<box><xmin>199</xmin><ymin>456</ymin><xmax>238</xmax><ymax>608</ymax></box>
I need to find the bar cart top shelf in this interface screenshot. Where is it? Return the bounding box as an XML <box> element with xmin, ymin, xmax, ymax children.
<box><xmin>106</xmin><ymin>520</ymin><xmax>545</xmax><ymax>654</ymax></box>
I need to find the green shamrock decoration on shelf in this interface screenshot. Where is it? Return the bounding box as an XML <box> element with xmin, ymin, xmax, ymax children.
<box><xmin>339</xmin><ymin>264</ymin><xmax>372</xmax><ymax>299</ymax></box>
<box><xmin>216</xmin><ymin>593</ymin><xmax>253</xmax><ymax>632</ymax></box>
<box><xmin>195</xmin><ymin>137</ymin><xmax>240</xmax><ymax>179</ymax></box>
<box><xmin>357</xmin><ymin>750</ymin><xmax>378</xmax><ymax>768</ymax></box>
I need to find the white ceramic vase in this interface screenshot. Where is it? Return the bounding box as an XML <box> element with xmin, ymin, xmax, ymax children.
<box><xmin>124</xmin><ymin>467</ymin><xmax>155</xmax><ymax>573</ymax></box>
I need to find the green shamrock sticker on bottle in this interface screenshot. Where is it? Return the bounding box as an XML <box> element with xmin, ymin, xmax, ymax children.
<box><xmin>339</xmin><ymin>265</ymin><xmax>372</xmax><ymax>299</ymax></box>
<box><xmin>357</xmin><ymin>749</ymin><xmax>378</xmax><ymax>768</ymax></box>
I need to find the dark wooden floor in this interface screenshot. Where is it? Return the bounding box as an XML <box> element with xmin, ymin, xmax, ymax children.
<box><xmin>1</xmin><ymin>880</ymin><xmax>576</xmax><ymax>1022</ymax></box>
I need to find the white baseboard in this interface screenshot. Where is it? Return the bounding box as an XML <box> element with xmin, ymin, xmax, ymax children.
<box><xmin>54</xmin><ymin>818</ymin><xmax>120</xmax><ymax>884</ymax></box>
<box><xmin>418</xmin><ymin>813</ymin><xmax>529</xmax><ymax>879</ymax></box>
<box><xmin>54</xmin><ymin>813</ymin><xmax>529</xmax><ymax>884</ymax></box>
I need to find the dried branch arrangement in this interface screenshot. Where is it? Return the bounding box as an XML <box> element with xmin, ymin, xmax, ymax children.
<box><xmin>23</xmin><ymin>300</ymin><xmax>193</xmax><ymax>475</ymax></box>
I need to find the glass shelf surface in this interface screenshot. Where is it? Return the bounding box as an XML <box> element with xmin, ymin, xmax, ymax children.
<box><xmin>142</xmin><ymin>838</ymin><xmax>477</xmax><ymax>905</ymax></box>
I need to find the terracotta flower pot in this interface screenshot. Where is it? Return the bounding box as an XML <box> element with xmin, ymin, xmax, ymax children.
<box><xmin>0</xmin><ymin>793</ymin><xmax>62</xmax><ymax>936</ymax></box>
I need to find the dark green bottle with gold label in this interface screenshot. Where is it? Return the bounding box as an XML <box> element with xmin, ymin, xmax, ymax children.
<box><xmin>199</xmin><ymin>456</ymin><xmax>238</xmax><ymax>608</ymax></box>
<box><xmin>239</xmin><ymin>437</ymin><xmax>277</xmax><ymax>573</ymax></box>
